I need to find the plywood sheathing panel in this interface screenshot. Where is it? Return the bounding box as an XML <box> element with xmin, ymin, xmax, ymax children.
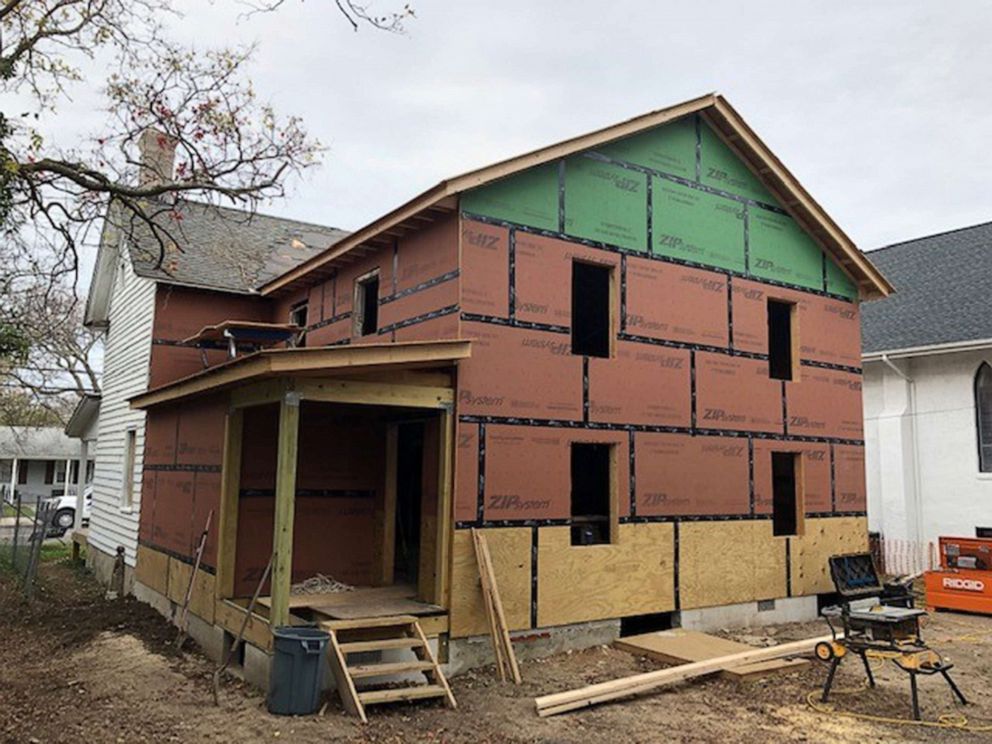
<box><xmin>460</xmin><ymin>163</ymin><xmax>559</xmax><ymax>232</ymax></box>
<box><xmin>149</xmin><ymin>347</ymin><xmax>227</xmax><ymax>389</ymax></box>
<box><xmin>135</xmin><ymin>544</ymin><xmax>170</xmax><ymax>596</ymax></box>
<box><xmin>192</xmin><ymin>471</ymin><xmax>221</xmax><ymax>567</ymax></box>
<box><xmin>790</xmin><ymin>516</ymin><xmax>868</xmax><ymax>596</ymax></box>
<box><xmin>588</xmin><ymin>343</ymin><xmax>691</xmax><ymax>427</ymax></box>
<box><xmin>833</xmin><ymin>445</ymin><xmax>867</xmax><ymax>513</ymax></box>
<box><xmin>748</xmin><ymin>209</ymin><xmax>825</xmax><ymax>291</ymax></box>
<box><xmin>393</xmin><ymin>211</ymin><xmax>459</xmax><ymax>291</ymax></box>
<box><xmin>153</xmin><ymin>285</ymin><xmax>270</xmax><ymax>341</ymax></box>
<box><xmin>307</xmin><ymin>318</ymin><xmax>351</xmax><ymax>347</ymax></box>
<box><xmin>176</xmin><ymin>397</ymin><xmax>226</xmax><ymax>465</ymax></box>
<box><xmin>392</xmin><ymin>313</ymin><xmax>460</xmax><ymax>342</ymax></box>
<box><xmin>752</xmin><ymin>440</ymin><xmax>831</xmax><ymax>514</ymax></box>
<box><xmin>484</xmin><ymin>425</ymin><xmax>629</xmax><ymax>522</ymax></box>
<box><xmin>461</xmin><ymin>221</ymin><xmax>510</xmax><ymax>318</ymax></box>
<box><xmin>450</xmin><ymin>527</ymin><xmax>532</xmax><ymax>638</ymax></box>
<box><xmin>678</xmin><ymin>521</ymin><xmax>787</xmax><ymax>609</ymax></box>
<box><xmin>454</xmin><ymin>421</ymin><xmax>479</xmax><ymax>524</ymax></box>
<box><xmin>624</xmin><ymin>258</ymin><xmax>729</xmax><ymax>347</ymax></box>
<box><xmin>153</xmin><ymin>470</ymin><xmax>195</xmax><ymax>555</ymax></box>
<box><xmin>333</xmin><ymin>251</ymin><xmax>393</xmax><ymax>319</ymax></box>
<box><xmin>537</xmin><ymin>523</ymin><xmax>674</xmax><ymax>627</ymax></box>
<box><xmin>695</xmin><ymin>352</ymin><xmax>783</xmax><ymax>433</ymax></box>
<box><xmin>732</xmin><ymin>279</ymin><xmax>860</xmax><ymax>367</ymax></box>
<box><xmin>378</xmin><ymin>279</ymin><xmax>459</xmax><ymax>331</ymax></box>
<box><xmin>635</xmin><ymin>433</ymin><xmax>749</xmax><ymax>516</ymax></box>
<box><xmin>514</xmin><ymin>232</ymin><xmax>620</xmax><ymax>327</ymax></box>
<box><xmin>563</xmin><ymin>157</ymin><xmax>648</xmax><ymax>252</ymax></box>
<box><xmin>651</xmin><ymin>180</ymin><xmax>746</xmax><ymax>273</ymax></box>
<box><xmin>786</xmin><ymin>367</ymin><xmax>863</xmax><ymax>440</ymax></box>
<box><xmin>143</xmin><ymin>405</ymin><xmax>179</xmax><ymax>466</ymax></box>
<box><xmin>239</xmin><ymin>404</ymin><xmax>279</xmax><ymax>490</ymax></box>
<box><xmin>138</xmin><ymin>471</ymin><xmax>156</xmax><ymax>544</ymax></box>
<box><xmin>166</xmin><ymin>555</ymin><xmax>217</xmax><ymax>624</ymax></box>
<box><xmin>458</xmin><ymin>321</ymin><xmax>582</xmax><ymax>420</ymax></box>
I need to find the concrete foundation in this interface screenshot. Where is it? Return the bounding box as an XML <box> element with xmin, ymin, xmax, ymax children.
<box><xmin>85</xmin><ymin>542</ymin><xmax>135</xmax><ymax>595</ymax></box>
<box><xmin>676</xmin><ymin>596</ymin><xmax>819</xmax><ymax>632</ymax></box>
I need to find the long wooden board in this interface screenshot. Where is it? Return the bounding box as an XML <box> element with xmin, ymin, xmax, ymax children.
<box><xmin>535</xmin><ymin>634</ymin><xmax>834</xmax><ymax>717</ymax></box>
<box><xmin>614</xmin><ymin>629</ymin><xmax>807</xmax><ymax>682</ymax></box>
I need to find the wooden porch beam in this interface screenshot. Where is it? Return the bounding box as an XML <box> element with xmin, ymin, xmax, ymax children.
<box><xmin>296</xmin><ymin>379</ymin><xmax>454</xmax><ymax>409</ymax></box>
<box><xmin>215</xmin><ymin>408</ymin><xmax>244</xmax><ymax>600</ymax></box>
<box><xmin>269</xmin><ymin>391</ymin><xmax>301</xmax><ymax>628</ymax></box>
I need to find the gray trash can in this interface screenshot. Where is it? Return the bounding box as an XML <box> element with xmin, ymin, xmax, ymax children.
<box><xmin>267</xmin><ymin>626</ymin><xmax>330</xmax><ymax>716</ymax></box>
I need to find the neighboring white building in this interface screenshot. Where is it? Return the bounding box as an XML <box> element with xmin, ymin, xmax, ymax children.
<box><xmin>0</xmin><ymin>426</ymin><xmax>92</xmax><ymax>504</ymax></box>
<box><xmin>862</xmin><ymin>222</ymin><xmax>992</xmax><ymax>567</ymax></box>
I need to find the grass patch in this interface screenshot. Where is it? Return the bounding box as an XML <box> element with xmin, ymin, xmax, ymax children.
<box><xmin>40</xmin><ymin>541</ymin><xmax>71</xmax><ymax>563</ymax></box>
<box><xmin>1</xmin><ymin>502</ymin><xmax>35</xmax><ymax>518</ymax></box>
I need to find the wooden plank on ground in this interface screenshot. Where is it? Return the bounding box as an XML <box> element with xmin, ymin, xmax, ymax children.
<box><xmin>473</xmin><ymin>529</ymin><xmax>522</xmax><ymax>684</ymax></box>
<box><xmin>535</xmin><ymin>633</ymin><xmax>835</xmax><ymax>717</ymax></box>
<box><xmin>614</xmin><ymin>629</ymin><xmax>808</xmax><ymax>682</ymax></box>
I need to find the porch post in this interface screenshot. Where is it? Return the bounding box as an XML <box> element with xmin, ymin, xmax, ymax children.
<box><xmin>434</xmin><ymin>407</ymin><xmax>454</xmax><ymax>607</ymax></box>
<box><xmin>270</xmin><ymin>391</ymin><xmax>300</xmax><ymax>628</ymax></box>
<box><xmin>74</xmin><ymin>441</ymin><xmax>89</xmax><ymax>531</ymax></box>
<box><xmin>7</xmin><ymin>457</ymin><xmax>17</xmax><ymax>503</ymax></box>
<box><xmin>215</xmin><ymin>407</ymin><xmax>244</xmax><ymax>600</ymax></box>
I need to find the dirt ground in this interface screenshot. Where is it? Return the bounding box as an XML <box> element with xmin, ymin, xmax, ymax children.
<box><xmin>2</xmin><ymin>557</ymin><xmax>992</xmax><ymax>743</ymax></box>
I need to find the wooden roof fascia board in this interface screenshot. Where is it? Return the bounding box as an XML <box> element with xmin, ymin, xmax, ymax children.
<box><xmin>129</xmin><ymin>339</ymin><xmax>472</xmax><ymax>409</ymax></box>
<box><xmin>707</xmin><ymin>98</ymin><xmax>893</xmax><ymax>299</ymax></box>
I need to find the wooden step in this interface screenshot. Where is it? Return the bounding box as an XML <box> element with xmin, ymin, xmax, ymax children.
<box><xmin>348</xmin><ymin>660</ymin><xmax>434</xmax><ymax>679</ymax></box>
<box><xmin>321</xmin><ymin>615</ymin><xmax>417</xmax><ymax>631</ymax></box>
<box><xmin>358</xmin><ymin>684</ymin><xmax>448</xmax><ymax>705</ymax></box>
<box><xmin>338</xmin><ymin>637</ymin><xmax>423</xmax><ymax>654</ymax></box>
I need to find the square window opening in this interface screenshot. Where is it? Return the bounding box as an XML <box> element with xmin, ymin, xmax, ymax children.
<box><xmin>570</xmin><ymin>442</ymin><xmax>614</xmax><ymax>546</ymax></box>
<box><xmin>771</xmin><ymin>451</ymin><xmax>800</xmax><ymax>536</ymax></box>
<box><xmin>289</xmin><ymin>301</ymin><xmax>308</xmax><ymax>347</ymax></box>
<box><xmin>767</xmin><ymin>299</ymin><xmax>795</xmax><ymax>381</ymax></box>
<box><xmin>121</xmin><ymin>429</ymin><xmax>137</xmax><ymax>509</ymax></box>
<box><xmin>977</xmin><ymin>527</ymin><xmax>992</xmax><ymax>538</ymax></box>
<box><xmin>354</xmin><ymin>273</ymin><xmax>380</xmax><ymax>337</ymax></box>
<box><xmin>571</xmin><ymin>261</ymin><xmax>612</xmax><ymax>358</ymax></box>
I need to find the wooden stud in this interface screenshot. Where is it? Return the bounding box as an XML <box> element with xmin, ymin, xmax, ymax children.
<box><xmin>216</xmin><ymin>407</ymin><xmax>243</xmax><ymax>600</ymax></box>
<box><xmin>379</xmin><ymin>424</ymin><xmax>398</xmax><ymax>585</ymax></box>
<box><xmin>435</xmin><ymin>408</ymin><xmax>454</xmax><ymax>608</ymax></box>
<box><xmin>269</xmin><ymin>391</ymin><xmax>301</xmax><ymax>628</ymax></box>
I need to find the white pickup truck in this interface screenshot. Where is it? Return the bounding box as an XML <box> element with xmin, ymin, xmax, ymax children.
<box><xmin>49</xmin><ymin>487</ymin><xmax>92</xmax><ymax>535</ymax></box>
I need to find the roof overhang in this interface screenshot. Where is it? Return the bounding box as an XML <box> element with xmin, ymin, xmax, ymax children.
<box><xmin>129</xmin><ymin>339</ymin><xmax>472</xmax><ymax>409</ymax></box>
<box><xmin>259</xmin><ymin>93</ymin><xmax>894</xmax><ymax>301</ymax></box>
<box><xmin>64</xmin><ymin>393</ymin><xmax>102</xmax><ymax>439</ymax></box>
<box><xmin>863</xmin><ymin>337</ymin><xmax>992</xmax><ymax>363</ymax></box>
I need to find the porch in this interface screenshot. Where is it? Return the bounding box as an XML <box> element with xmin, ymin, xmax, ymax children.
<box><xmin>131</xmin><ymin>340</ymin><xmax>471</xmax><ymax>639</ymax></box>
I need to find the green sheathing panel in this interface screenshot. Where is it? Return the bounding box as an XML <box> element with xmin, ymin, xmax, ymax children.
<box><xmin>564</xmin><ymin>157</ymin><xmax>647</xmax><ymax>251</ymax></box>
<box><xmin>749</xmin><ymin>209</ymin><xmax>824</xmax><ymax>290</ymax></box>
<box><xmin>461</xmin><ymin>163</ymin><xmax>558</xmax><ymax>231</ymax></box>
<box><xmin>825</xmin><ymin>257</ymin><xmax>858</xmax><ymax>300</ymax></box>
<box><xmin>700</xmin><ymin>123</ymin><xmax>774</xmax><ymax>203</ymax></box>
<box><xmin>652</xmin><ymin>179</ymin><xmax>745</xmax><ymax>272</ymax></box>
<box><xmin>598</xmin><ymin>116</ymin><xmax>697</xmax><ymax>179</ymax></box>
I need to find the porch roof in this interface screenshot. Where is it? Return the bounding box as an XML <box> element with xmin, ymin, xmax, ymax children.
<box><xmin>129</xmin><ymin>339</ymin><xmax>472</xmax><ymax>409</ymax></box>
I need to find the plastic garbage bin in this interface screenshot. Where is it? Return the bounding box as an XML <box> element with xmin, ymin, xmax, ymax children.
<box><xmin>267</xmin><ymin>626</ymin><xmax>330</xmax><ymax>716</ymax></box>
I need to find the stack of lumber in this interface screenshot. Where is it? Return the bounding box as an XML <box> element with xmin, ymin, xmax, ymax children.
<box><xmin>534</xmin><ymin>633</ymin><xmax>834</xmax><ymax>717</ymax></box>
<box><xmin>614</xmin><ymin>629</ymin><xmax>808</xmax><ymax>681</ymax></box>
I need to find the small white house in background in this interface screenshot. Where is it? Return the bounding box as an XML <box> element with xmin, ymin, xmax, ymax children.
<box><xmin>862</xmin><ymin>221</ymin><xmax>992</xmax><ymax>570</ymax></box>
<box><xmin>64</xmin><ymin>394</ymin><xmax>101</xmax><ymax>531</ymax></box>
<box><xmin>0</xmin><ymin>426</ymin><xmax>93</xmax><ymax>505</ymax></box>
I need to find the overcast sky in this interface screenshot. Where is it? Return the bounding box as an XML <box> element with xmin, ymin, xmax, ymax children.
<box><xmin>53</xmin><ymin>1</ymin><xmax>992</xmax><ymax>282</ymax></box>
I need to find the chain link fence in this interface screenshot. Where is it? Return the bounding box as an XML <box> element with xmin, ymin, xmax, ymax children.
<box><xmin>1</xmin><ymin>490</ymin><xmax>61</xmax><ymax>598</ymax></box>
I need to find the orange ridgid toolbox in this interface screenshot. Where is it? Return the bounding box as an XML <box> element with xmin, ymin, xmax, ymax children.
<box><xmin>924</xmin><ymin>536</ymin><xmax>992</xmax><ymax>614</ymax></box>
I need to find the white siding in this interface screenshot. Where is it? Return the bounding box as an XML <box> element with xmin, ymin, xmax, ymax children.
<box><xmin>89</xmin><ymin>257</ymin><xmax>156</xmax><ymax>566</ymax></box>
<box><xmin>863</xmin><ymin>350</ymin><xmax>992</xmax><ymax>550</ymax></box>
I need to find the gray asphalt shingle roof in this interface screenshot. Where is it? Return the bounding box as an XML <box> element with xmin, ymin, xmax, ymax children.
<box><xmin>861</xmin><ymin>221</ymin><xmax>992</xmax><ymax>354</ymax></box>
<box><xmin>127</xmin><ymin>201</ymin><xmax>350</xmax><ymax>293</ymax></box>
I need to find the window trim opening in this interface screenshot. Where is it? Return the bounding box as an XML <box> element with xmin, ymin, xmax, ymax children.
<box><xmin>353</xmin><ymin>270</ymin><xmax>381</xmax><ymax>337</ymax></box>
<box><xmin>571</xmin><ymin>259</ymin><xmax>614</xmax><ymax>359</ymax></box>
<box><xmin>767</xmin><ymin>298</ymin><xmax>797</xmax><ymax>381</ymax></box>
<box><xmin>289</xmin><ymin>300</ymin><xmax>309</xmax><ymax>347</ymax></box>
<box><xmin>121</xmin><ymin>428</ymin><xmax>137</xmax><ymax>510</ymax></box>
<box><xmin>771</xmin><ymin>450</ymin><xmax>803</xmax><ymax>537</ymax></box>
<box><xmin>570</xmin><ymin>441</ymin><xmax>617</xmax><ymax>546</ymax></box>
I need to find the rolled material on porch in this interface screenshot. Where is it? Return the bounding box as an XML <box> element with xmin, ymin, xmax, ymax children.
<box><xmin>534</xmin><ymin>633</ymin><xmax>836</xmax><ymax>717</ymax></box>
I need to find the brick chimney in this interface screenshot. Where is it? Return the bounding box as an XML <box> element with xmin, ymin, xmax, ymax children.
<box><xmin>137</xmin><ymin>129</ymin><xmax>177</xmax><ymax>187</ymax></box>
